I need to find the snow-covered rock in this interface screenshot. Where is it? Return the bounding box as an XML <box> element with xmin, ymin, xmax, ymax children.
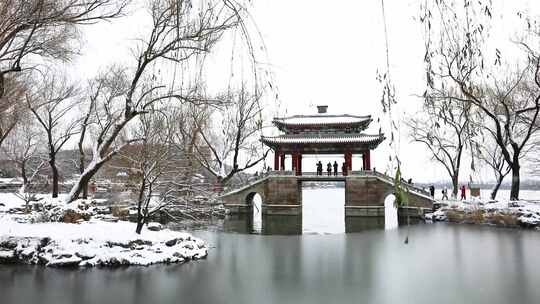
<box><xmin>147</xmin><ymin>222</ymin><xmax>163</xmax><ymax>231</ymax></box>
<box><xmin>425</xmin><ymin>209</ymin><xmax>448</xmax><ymax>222</ymax></box>
<box><xmin>46</xmin><ymin>199</ymin><xmax>96</xmax><ymax>223</ymax></box>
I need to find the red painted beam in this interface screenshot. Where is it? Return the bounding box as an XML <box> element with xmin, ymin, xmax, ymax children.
<box><xmin>274</xmin><ymin>150</ymin><xmax>280</xmax><ymax>170</ymax></box>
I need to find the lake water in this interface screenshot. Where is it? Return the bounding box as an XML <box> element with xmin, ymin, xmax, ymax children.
<box><xmin>2</xmin><ymin>225</ymin><xmax>540</xmax><ymax>304</ymax></box>
<box><xmin>2</xmin><ymin>185</ymin><xmax>540</xmax><ymax>304</ymax></box>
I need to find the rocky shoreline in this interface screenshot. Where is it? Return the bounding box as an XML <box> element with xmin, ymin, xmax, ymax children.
<box><xmin>0</xmin><ymin>218</ymin><xmax>208</xmax><ymax>267</ymax></box>
<box><xmin>0</xmin><ymin>194</ymin><xmax>209</xmax><ymax>267</ymax></box>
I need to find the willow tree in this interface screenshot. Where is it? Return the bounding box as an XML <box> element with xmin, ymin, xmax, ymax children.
<box><xmin>0</xmin><ymin>0</ymin><xmax>129</xmax><ymax>98</ymax></box>
<box><xmin>66</xmin><ymin>0</ymin><xmax>248</xmax><ymax>202</ymax></box>
<box><xmin>406</xmin><ymin>97</ymin><xmax>474</xmax><ymax>197</ymax></box>
<box><xmin>26</xmin><ymin>73</ymin><xmax>80</xmax><ymax>198</ymax></box>
<box><xmin>193</xmin><ymin>84</ymin><xmax>269</xmax><ymax>188</ymax></box>
<box><xmin>420</xmin><ymin>0</ymin><xmax>540</xmax><ymax>200</ymax></box>
<box><xmin>0</xmin><ymin>75</ymin><xmax>25</xmax><ymax>148</ymax></box>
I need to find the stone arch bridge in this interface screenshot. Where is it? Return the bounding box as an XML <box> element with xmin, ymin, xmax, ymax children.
<box><xmin>221</xmin><ymin>171</ymin><xmax>434</xmax><ymax>217</ymax></box>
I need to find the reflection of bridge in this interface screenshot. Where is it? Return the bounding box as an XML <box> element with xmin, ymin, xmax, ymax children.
<box><xmin>221</xmin><ymin>171</ymin><xmax>434</xmax><ymax>217</ymax></box>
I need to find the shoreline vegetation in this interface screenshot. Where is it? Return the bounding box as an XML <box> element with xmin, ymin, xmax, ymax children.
<box><xmin>425</xmin><ymin>199</ymin><xmax>540</xmax><ymax>229</ymax></box>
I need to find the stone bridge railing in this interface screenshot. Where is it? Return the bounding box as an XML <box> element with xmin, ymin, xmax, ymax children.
<box><xmin>349</xmin><ymin>171</ymin><xmax>432</xmax><ymax>198</ymax></box>
<box><xmin>224</xmin><ymin>170</ymin><xmax>432</xmax><ymax>199</ymax></box>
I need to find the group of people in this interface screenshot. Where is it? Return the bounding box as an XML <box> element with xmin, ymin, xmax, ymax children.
<box><xmin>429</xmin><ymin>185</ymin><xmax>468</xmax><ymax>200</ymax></box>
<box><xmin>315</xmin><ymin>161</ymin><xmax>347</xmax><ymax>176</ymax></box>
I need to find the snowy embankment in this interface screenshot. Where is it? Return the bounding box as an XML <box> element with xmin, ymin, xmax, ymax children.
<box><xmin>425</xmin><ymin>198</ymin><xmax>540</xmax><ymax>228</ymax></box>
<box><xmin>0</xmin><ymin>194</ymin><xmax>207</xmax><ymax>267</ymax></box>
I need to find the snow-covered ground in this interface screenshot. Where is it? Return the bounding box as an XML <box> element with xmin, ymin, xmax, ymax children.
<box><xmin>0</xmin><ymin>193</ymin><xmax>24</xmax><ymax>212</ymax></box>
<box><xmin>0</xmin><ymin>177</ymin><xmax>21</xmax><ymax>183</ymax></box>
<box><xmin>0</xmin><ymin>193</ymin><xmax>72</xmax><ymax>212</ymax></box>
<box><xmin>0</xmin><ymin>193</ymin><xmax>208</xmax><ymax>267</ymax></box>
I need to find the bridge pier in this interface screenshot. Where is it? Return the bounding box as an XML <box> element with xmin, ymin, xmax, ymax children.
<box><xmin>263</xmin><ymin>176</ymin><xmax>302</xmax><ymax>215</ymax></box>
<box><xmin>344</xmin><ymin>176</ymin><xmax>386</xmax><ymax>216</ymax></box>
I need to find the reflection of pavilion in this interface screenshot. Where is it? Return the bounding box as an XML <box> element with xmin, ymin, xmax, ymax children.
<box><xmin>261</xmin><ymin>105</ymin><xmax>385</xmax><ymax>175</ymax></box>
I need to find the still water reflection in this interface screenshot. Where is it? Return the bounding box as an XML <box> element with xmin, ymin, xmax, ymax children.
<box><xmin>2</xmin><ymin>224</ymin><xmax>540</xmax><ymax>304</ymax></box>
<box><xmin>2</xmin><ymin>187</ymin><xmax>539</xmax><ymax>304</ymax></box>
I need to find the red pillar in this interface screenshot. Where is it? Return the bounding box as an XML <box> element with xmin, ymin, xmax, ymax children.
<box><xmin>274</xmin><ymin>150</ymin><xmax>280</xmax><ymax>170</ymax></box>
<box><xmin>364</xmin><ymin>150</ymin><xmax>371</xmax><ymax>171</ymax></box>
<box><xmin>362</xmin><ymin>153</ymin><xmax>365</xmax><ymax>170</ymax></box>
<box><xmin>280</xmin><ymin>154</ymin><xmax>285</xmax><ymax>170</ymax></box>
<box><xmin>292</xmin><ymin>152</ymin><xmax>298</xmax><ymax>174</ymax></box>
<box><xmin>344</xmin><ymin>151</ymin><xmax>352</xmax><ymax>172</ymax></box>
<box><xmin>298</xmin><ymin>154</ymin><xmax>302</xmax><ymax>176</ymax></box>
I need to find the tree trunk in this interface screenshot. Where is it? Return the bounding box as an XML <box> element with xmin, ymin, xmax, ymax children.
<box><xmin>451</xmin><ymin>174</ymin><xmax>459</xmax><ymax>198</ymax></box>
<box><xmin>135</xmin><ymin>220</ymin><xmax>144</xmax><ymax>234</ymax></box>
<box><xmin>490</xmin><ymin>174</ymin><xmax>504</xmax><ymax>200</ymax></box>
<box><xmin>135</xmin><ymin>204</ymin><xmax>147</xmax><ymax>235</ymax></box>
<box><xmin>20</xmin><ymin>160</ymin><xmax>28</xmax><ymax>186</ymax></box>
<box><xmin>49</xmin><ymin>155</ymin><xmax>59</xmax><ymax>198</ymax></box>
<box><xmin>67</xmin><ymin>161</ymin><xmax>105</xmax><ymax>202</ymax></box>
<box><xmin>79</xmin><ymin>143</ymin><xmax>88</xmax><ymax>199</ymax></box>
<box><xmin>82</xmin><ymin>182</ymin><xmax>88</xmax><ymax>199</ymax></box>
<box><xmin>0</xmin><ymin>72</ymin><xmax>4</xmax><ymax>100</ymax></box>
<box><xmin>510</xmin><ymin>162</ymin><xmax>520</xmax><ymax>200</ymax></box>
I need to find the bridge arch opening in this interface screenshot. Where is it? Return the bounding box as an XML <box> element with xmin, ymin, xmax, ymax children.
<box><xmin>246</xmin><ymin>192</ymin><xmax>262</xmax><ymax>233</ymax></box>
<box><xmin>384</xmin><ymin>193</ymin><xmax>398</xmax><ymax>230</ymax></box>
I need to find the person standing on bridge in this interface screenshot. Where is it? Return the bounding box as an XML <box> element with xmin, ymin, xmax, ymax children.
<box><xmin>333</xmin><ymin>161</ymin><xmax>338</xmax><ymax>176</ymax></box>
<box><xmin>316</xmin><ymin>161</ymin><xmax>322</xmax><ymax>176</ymax></box>
<box><xmin>326</xmin><ymin>162</ymin><xmax>332</xmax><ymax>176</ymax></box>
<box><xmin>342</xmin><ymin>162</ymin><xmax>347</xmax><ymax>176</ymax></box>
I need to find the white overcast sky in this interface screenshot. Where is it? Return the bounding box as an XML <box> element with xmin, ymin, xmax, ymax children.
<box><xmin>72</xmin><ymin>0</ymin><xmax>540</xmax><ymax>183</ymax></box>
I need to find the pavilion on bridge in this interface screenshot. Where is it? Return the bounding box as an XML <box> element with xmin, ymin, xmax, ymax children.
<box><xmin>261</xmin><ymin>105</ymin><xmax>385</xmax><ymax>176</ymax></box>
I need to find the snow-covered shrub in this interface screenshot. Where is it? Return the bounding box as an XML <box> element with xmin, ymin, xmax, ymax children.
<box><xmin>45</xmin><ymin>199</ymin><xmax>96</xmax><ymax>223</ymax></box>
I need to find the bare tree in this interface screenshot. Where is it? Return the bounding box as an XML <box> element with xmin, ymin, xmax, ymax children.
<box><xmin>173</xmin><ymin>102</ymin><xmax>210</xmax><ymax>188</ymax></box>
<box><xmin>420</xmin><ymin>0</ymin><xmax>540</xmax><ymax>200</ymax></box>
<box><xmin>120</xmin><ymin>107</ymin><xmax>222</xmax><ymax>234</ymax></box>
<box><xmin>193</xmin><ymin>84</ymin><xmax>268</xmax><ymax>188</ymax></box>
<box><xmin>476</xmin><ymin>74</ymin><xmax>539</xmax><ymax>199</ymax></box>
<box><xmin>26</xmin><ymin>73</ymin><xmax>79</xmax><ymax>198</ymax></box>
<box><xmin>474</xmin><ymin>139</ymin><xmax>511</xmax><ymax>200</ymax></box>
<box><xmin>66</xmin><ymin>0</ymin><xmax>244</xmax><ymax>202</ymax></box>
<box><xmin>406</xmin><ymin>97</ymin><xmax>474</xmax><ymax>197</ymax></box>
<box><xmin>0</xmin><ymin>0</ymin><xmax>129</xmax><ymax>98</ymax></box>
<box><xmin>1</xmin><ymin>116</ymin><xmax>46</xmax><ymax>210</ymax></box>
<box><xmin>116</xmin><ymin>109</ymin><xmax>174</xmax><ymax>234</ymax></box>
<box><xmin>73</xmin><ymin>78</ymin><xmax>102</xmax><ymax>199</ymax></box>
